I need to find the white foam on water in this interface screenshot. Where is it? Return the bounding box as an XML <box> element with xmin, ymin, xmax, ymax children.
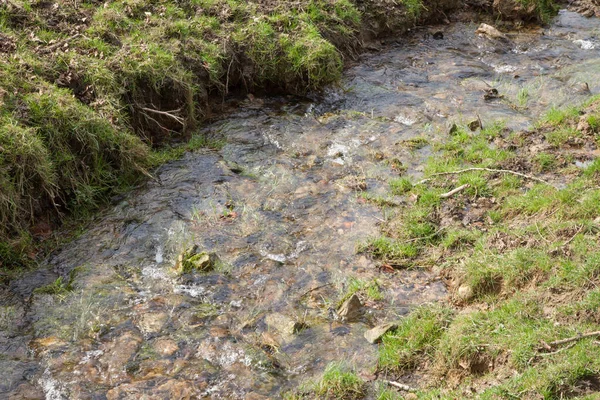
<box><xmin>174</xmin><ymin>284</ymin><xmax>206</xmax><ymax>298</ymax></box>
<box><xmin>574</xmin><ymin>39</ymin><xmax>596</xmax><ymax>50</ymax></box>
<box><xmin>155</xmin><ymin>245</ymin><xmax>163</xmax><ymax>264</ymax></box>
<box><xmin>394</xmin><ymin>115</ymin><xmax>416</xmax><ymax>126</ymax></box>
<box><xmin>40</xmin><ymin>368</ymin><xmax>67</xmax><ymax>400</ymax></box>
<box><xmin>494</xmin><ymin>64</ymin><xmax>518</xmax><ymax>73</ymax></box>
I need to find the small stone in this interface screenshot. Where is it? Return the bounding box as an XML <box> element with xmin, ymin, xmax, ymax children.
<box><xmin>448</xmin><ymin>123</ymin><xmax>459</xmax><ymax>135</ymax></box>
<box><xmin>337</xmin><ymin>294</ymin><xmax>363</xmax><ymax>322</ymax></box>
<box><xmin>432</xmin><ymin>31</ymin><xmax>444</xmax><ymax>40</ymax></box>
<box><xmin>484</xmin><ymin>88</ymin><xmax>502</xmax><ymax>101</ymax></box>
<box><xmin>364</xmin><ymin>323</ymin><xmax>397</xmax><ymax>344</ymax></box>
<box><xmin>468</xmin><ymin>119</ymin><xmax>481</xmax><ymax>131</ymax></box>
<box><xmin>153</xmin><ymin>338</ymin><xmax>178</xmax><ymax>356</ymax></box>
<box><xmin>137</xmin><ymin>312</ymin><xmax>168</xmax><ymax>335</ymax></box>
<box><xmin>476</xmin><ymin>23</ymin><xmax>508</xmax><ymax>41</ymax></box>
<box><xmin>457</xmin><ymin>284</ymin><xmax>474</xmax><ymax>301</ymax></box>
<box><xmin>265</xmin><ymin>313</ymin><xmax>307</xmax><ymax>335</ymax></box>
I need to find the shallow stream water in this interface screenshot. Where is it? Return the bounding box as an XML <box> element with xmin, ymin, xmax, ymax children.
<box><xmin>2</xmin><ymin>10</ymin><xmax>600</xmax><ymax>399</ymax></box>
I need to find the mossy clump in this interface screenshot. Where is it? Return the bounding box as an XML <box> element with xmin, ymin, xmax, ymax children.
<box><xmin>175</xmin><ymin>246</ymin><xmax>219</xmax><ymax>274</ymax></box>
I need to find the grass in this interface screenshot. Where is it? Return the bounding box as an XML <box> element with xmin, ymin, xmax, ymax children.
<box><xmin>379</xmin><ymin>306</ymin><xmax>453</xmax><ymax>371</ymax></box>
<box><xmin>311</xmin><ymin>362</ymin><xmax>365</xmax><ymax>399</ymax></box>
<box><xmin>355</xmin><ymin>98</ymin><xmax>600</xmax><ymax>398</ymax></box>
<box><xmin>338</xmin><ymin>277</ymin><xmax>384</xmax><ymax>307</ymax></box>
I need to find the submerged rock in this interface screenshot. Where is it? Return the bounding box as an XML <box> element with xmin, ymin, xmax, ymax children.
<box><xmin>265</xmin><ymin>313</ymin><xmax>307</xmax><ymax>335</ymax></box>
<box><xmin>174</xmin><ymin>246</ymin><xmax>219</xmax><ymax>274</ymax></box>
<box><xmin>137</xmin><ymin>312</ymin><xmax>169</xmax><ymax>335</ymax></box>
<box><xmin>337</xmin><ymin>294</ymin><xmax>363</xmax><ymax>322</ymax></box>
<box><xmin>364</xmin><ymin>323</ymin><xmax>397</xmax><ymax>344</ymax></box>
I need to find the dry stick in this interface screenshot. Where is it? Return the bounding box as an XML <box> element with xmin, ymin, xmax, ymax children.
<box><xmin>547</xmin><ymin>331</ymin><xmax>600</xmax><ymax>348</ymax></box>
<box><xmin>139</xmin><ymin>107</ymin><xmax>185</xmax><ymax>125</ymax></box>
<box><xmin>440</xmin><ymin>184</ymin><xmax>470</xmax><ymax>199</ymax></box>
<box><xmin>298</xmin><ymin>283</ymin><xmax>333</xmax><ymax>299</ymax></box>
<box><xmin>539</xmin><ymin>342</ymin><xmax>576</xmax><ymax>357</ymax></box>
<box><xmin>562</xmin><ymin>224</ymin><xmax>584</xmax><ymax>247</ymax></box>
<box><xmin>387</xmin><ymin>381</ymin><xmax>417</xmax><ymax>392</ymax></box>
<box><xmin>39</xmin><ymin>33</ymin><xmax>81</xmax><ymax>54</ymax></box>
<box><xmin>416</xmin><ymin>167</ymin><xmax>553</xmax><ymax>187</ymax></box>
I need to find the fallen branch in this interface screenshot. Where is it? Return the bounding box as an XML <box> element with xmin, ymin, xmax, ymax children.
<box><xmin>39</xmin><ymin>33</ymin><xmax>81</xmax><ymax>54</ymax></box>
<box><xmin>417</xmin><ymin>167</ymin><xmax>553</xmax><ymax>187</ymax></box>
<box><xmin>387</xmin><ymin>380</ymin><xmax>417</xmax><ymax>392</ymax></box>
<box><xmin>547</xmin><ymin>331</ymin><xmax>600</xmax><ymax>348</ymax></box>
<box><xmin>440</xmin><ymin>184</ymin><xmax>470</xmax><ymax>199</ymax></box>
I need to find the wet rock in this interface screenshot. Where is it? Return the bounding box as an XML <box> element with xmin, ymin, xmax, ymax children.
<box><xmin>432</xmin><ymin>31</ymin><xmax>444</xmax><ymax>40</ymax></box>
<box><xmin>30</xmin><ymin>336</ymin><xmax>66</xmax><ymax>356</ymax></box>
<box><xmin>484</xmin><ymin>88</ymin><xmax>503</xmax><ymax>101</ymax></box>
<box><xmin>448</xmin><ymin>123</ymin><xmax>459</xmax><ymax>135</ymax></box>
<box><xmin>137</xmin><ymin>312</ymin><xmax>169</xmax><ymax>335</ymax></box>
<box><xmin>107</xmin><ymin>379</ymin><xmax>196</xmax><ymax>400</ymax></box>
<box><xmin>99</xmin><ymin>332</ymin><xmax>143</xmax><ymax>382</ymax></box>
<box><xmin>153</xmin><ymin>338</ymin><xmax>179</xmax><ymax>356</ymax></box>
<box><xmin>8</xmin><ymin>383</ymin><xmax>44</xmax><ymax>400</ymax></box>
<box><xmin>364</xmin><ymin>323</ymin><xmax>397</xmax><ymax>344</ymax></box>
<box><xmin>175</xmin><ymin>246</ymin><xmax>219</xmax><ymax>274</ymax></box>
<box><xmin>457</xmin><ymin>284</ymin><xmax>474</xmax><ymax>302</ymax></box>
<box><xmin>468</xmin><ymin>119</ymin><xmax>482</xmax><ymax>131</ymax></box>
<box><xmin>476</xmin><ymin>23</ymin><xmax>508</xmax><ymax>41</ymax></box>
<box><xmin>337</xmin><ymin>294</ymin><xmax>362</xmax><ymax>322</ymax></box>
<box><xmin>265</xmin><ymin>313</ymin><xmax>307</xmax><ymax>335</ymax></box>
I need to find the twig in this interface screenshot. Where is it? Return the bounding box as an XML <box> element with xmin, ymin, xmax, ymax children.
<box><xmin>139</xmin><ymin>107</ymin><xmax>185</xmax><ymax>125</ymax></box>
<box><xmin>299</xmin><ymin>283</ymin><xmax>333</xmax><ymax>299</ymax></box>
<box><xmin>562</xmin><ymin>224</ymin><xmax>584</xmax><ymax>247</ymax></box>
<box><xmin>39</xmin><ymin>33</ymin><xmax>81</xmax><ymax>54</ymax></box>
<box><xmin>387</xmin><ymin>380</ymin><xmax>417</xmax><ymax>392</ymax></box>
<box><xmin>535</xmin><ymin>221</ymin><xmax>552</xmax><ymax>244</ymax></box>
<box><xmin>416</xmin><ymin>167</ymin><xmax>553</xmax><ymax>187</ymax></box>
<box><xmin>440</xmin><ymin>184</ymin><xmax>470</xmax><ymax>199</ymax></box>
<box><xmin>539</xmin><ymin>342</ymin><xmax>576</xmax><ymax>356</ymax></box>
<box><xmin>547</xmin><ymin>331</ymin><xmax>600</xmax><ymax>348</ymax></box>
<box><xmin>139</xmin><ymin>111</ymin><xmax>179</xmax><ymax>134</ymax></box>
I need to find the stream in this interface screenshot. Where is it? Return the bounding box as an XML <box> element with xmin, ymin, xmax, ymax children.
<box><xmin>2</xmin><ymin>10</ymin><xmax>600</xmax><ymax>399</ymax></box>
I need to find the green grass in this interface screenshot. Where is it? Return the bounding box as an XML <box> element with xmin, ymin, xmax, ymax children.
<box><xmin>338</xmin><ymin>277</ymin><xmax>384</xmax><ymax>306</ymax></box>
<box><xmin>379</xmin><ymin>306</ymin><xmax>453</xmax><ymax>371</ymax></box>
<box><xmin>313</xmin><ymin>362</ymin><xmax>365</xmax><ymax>399</ymax></box>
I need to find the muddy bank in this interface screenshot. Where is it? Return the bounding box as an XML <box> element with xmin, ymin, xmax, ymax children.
<box><xmin>2</xmin><ymin>9</ymin><xmax>600</xmax><ymax>399</ymax></box>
